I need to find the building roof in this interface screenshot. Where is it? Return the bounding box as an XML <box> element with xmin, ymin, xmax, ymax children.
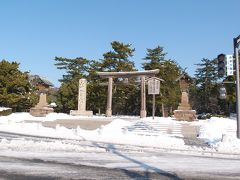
<box><xmin>175</xmin><ymin>72</ymin><xmax>192</xmax><ymax>82</ymax></box>
<box><xmin>28</xmin><ymin>74</ymin><xmax>54</xmax><ymax>87</ymax></box>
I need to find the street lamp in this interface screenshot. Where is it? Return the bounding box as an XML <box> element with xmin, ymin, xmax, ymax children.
<box><xmin>234</xmin><ymin>35</ymin><xmax>240</xmax><ymax>138</ymax></box>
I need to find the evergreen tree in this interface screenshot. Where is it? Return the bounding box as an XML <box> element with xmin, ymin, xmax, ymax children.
<box><xmin>54</xmin><ymin>57</ymin><xmax>89</xmax><ymax>83</ymax></box>
<box><xmin>143</xmin><ymin>46</ymin><xmax>166</xmax><ymax>69</ymax></box>
<box><xmin>0</xmin><ymin>60</ymin><xmax>37</xmax><ymax>112</ymax></box>
<box><xmin>194</xmin><ymin>58</ymin><xmax>219</xmax><ymax>113</ymax></box>
<box><xmin>101</xmin><ymin>41</ymin><xmax>138</xmax><ymax>115</ymax></box>
<box><xmin>55</xmin><ymin>79</ymin><xmax>79</xmax><ymax>113</ymax></box>
<box><xmin>143</xmin><ymin>46</ymin><xmax>182</xmax><ymax>116</ymax></box>
<box><xmin>87</xmin><ymin>60</ymin><xmax>107</xmax><ymax>114</ymax></box>
<box><xmin>54</xmin><ymin>57</ymin><xmax>90</xmax><ymax>112</ymax></box>
<box><xmin>101</xmin><ymin>41</ymin><xmax>135</xmax><ymax>72</ymax></box>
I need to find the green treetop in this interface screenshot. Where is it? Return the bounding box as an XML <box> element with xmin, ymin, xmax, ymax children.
<box><xmin>142</xmin><ymin>46</ymin><xmax>182</xmax><ymax>116</ymax></box>
<box><xmin>0</xmin><ymin>60</ymin><xmax>37</xmax><ymax>112</ymax></box>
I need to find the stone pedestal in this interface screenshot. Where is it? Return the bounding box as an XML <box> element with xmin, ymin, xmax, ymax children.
<box><xmin>174</xmin><ymin>110</ymin><xmax>196</xmax><ymax>121</ymax></box>
<box><xmin>70</xmin><ymin>110</ymin><xmax>93</xmax><ymax>116</ymax></box>
<box><xmin>30</xmin><ymin>93</ymin><xmax>53</xmax><ymax>117</ymax></box>
<box><xmin>174</xmin><ymin>92</ymin><xmax>196</xmax><ymax>121</ymax></box>
<box><xmin>70</xmin><ymin>79</ymin><xmax>93</xmax><ymax>116</ymax></box>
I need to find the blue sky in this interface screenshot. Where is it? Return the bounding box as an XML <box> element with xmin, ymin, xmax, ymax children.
<box><xmin>0</xmin><ymin>0</ymin><xmax>239</xmax><ymax>87</ymax></box>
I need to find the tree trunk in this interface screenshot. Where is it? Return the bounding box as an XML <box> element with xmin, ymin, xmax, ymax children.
<box><xmin>162</xmin><ymin>103</ymin><xmax>165</xmax><ymax>117</ymax></box>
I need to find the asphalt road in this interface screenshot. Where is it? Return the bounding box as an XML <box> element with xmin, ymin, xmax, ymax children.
<box><xmin>0</xmin><ymin>132</ymin><xmax>240</xmax><ymax>180</ymax></box>
<box><xmin>0</xmin><ymin>156</ymin><xmax>180</xmax><ymax>180</ymax></box>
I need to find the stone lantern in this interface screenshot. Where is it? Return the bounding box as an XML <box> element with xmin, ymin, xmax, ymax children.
<box><xmin>174</xmin><ymin>73</ymin><xmax>196</xmax><ymax>121</ymax></box>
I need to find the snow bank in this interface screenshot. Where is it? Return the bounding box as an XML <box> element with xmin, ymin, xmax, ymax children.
<box><xmin>0</xmin><ymin>112</ymin><xmax>33</xmax><ymax>123</ymax></box>
<box><xmin>1</xmin><ymin>112</ymin><xmax>240</xmax><ymax>154</ymax></box>
<box><xmin>0</xmin><ymin>138</ymin><xmax>105</xmax><ymax>153</ymax></box>
<box><xmin>198</xmin><ymin>117</ymin><xmax>236</xmax><ymax>142</ymax></box>
<box><xmin>76</xmin><ymin>119</ymin><xmax>186</xmax><ymax>149</ymax></box>
<box><xmin>0</xmin><ymin>107</ymin><xmax>11</xmax><ymax>112</ymax></box>
<box><xmin>197</xmin><ymin>117</ymin><xmax>240</xmax><ymax>154</ymax></box>
<box><xmin>209</xmin><ymin>136</ymin><xmax>240</xmax><ymax>154</ymax></box>
<box><xmin>0</xmin><ymin>115</ymin><xmax>186</xmax><ymax>150</ymax></box>
<box><xmin>0</xmin><ymin>112</ymin><xmax>96</xmax><ymax>123</ymax></box>
<box><xmin>0</xmin><ymin>121</ymin><xmax>81</xmax><ymax>139</ymax></box>
<box><xmin>0</xmin><ymin>112</ymin><xmax>128</xmax><ymax>123</ymax></box>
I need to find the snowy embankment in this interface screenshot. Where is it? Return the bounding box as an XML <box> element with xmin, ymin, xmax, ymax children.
<box><xmin>0</xmin><ymin>107</ymin><xmax>11</xmax><ymax>111</ymax></box>
<box><xmin>198</xmin><ymin>117</ymin><xmax>240</xmax><ymax>154</ymax></box>
<box><xmin>0</xmin><ymin>112</ymin><xmax>239</xmax><ymax>154</ymax></box>
<box><xmin>0</xmin><ymin>113</ymin><xmax>186</xmax><ymax>150</ymax></box>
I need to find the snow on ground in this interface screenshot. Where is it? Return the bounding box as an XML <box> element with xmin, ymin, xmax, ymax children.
<box><xmin>198</xmin><ymin>117</ymin><xmax>237</xmax><ymax>141</ymax></box>
<box><xmin>76</xmin><ymin>119</ymin><xmax>186</xmax><ymax>149</ymax></box>
<box><xmin>0</xmin><ymin>107</ymin><xmax>11</xmax><ymax>111</ymax></box>
<box><xmin>0</xmin><ymin>138</ymin><xmax>106</xmax><ymax>153</ymax></box>
<box><xmin>0</xmin><ymin>112</ymin><xmax>140</xmax><ymax>123</ymax></box>
<box><xmin>0</xmin><ymin>112</ymin><xmax>240</xmax><ymax>154</ymax></box>
<box><xmin>198</xmin><ymin>116</ymin><xmax>240</xmax><ymax>153</ymax></box>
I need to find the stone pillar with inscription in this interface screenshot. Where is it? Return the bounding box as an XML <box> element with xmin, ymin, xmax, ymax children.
<box><xmin>70</xmin><ymin>78</ymin><xmax>93</xmax><ymax>116</ymax></box>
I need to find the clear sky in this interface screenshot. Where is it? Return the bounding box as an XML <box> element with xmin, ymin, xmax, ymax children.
<box><xmin>0</xmin><ymin>0</ymin><xmax>239</xmax><ymax>87</ymax></box>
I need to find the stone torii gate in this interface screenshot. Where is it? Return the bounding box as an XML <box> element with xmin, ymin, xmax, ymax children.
<box><xmin>97</xmin><ymin>69</ymin><xmax>159</xmax><ymax>118</ymax></box>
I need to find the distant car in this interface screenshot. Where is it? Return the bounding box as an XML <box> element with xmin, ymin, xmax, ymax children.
<box><xmin>197</xmin><ymin>113</ymin><xmax>211</xmax><ymax>120</ymax></box>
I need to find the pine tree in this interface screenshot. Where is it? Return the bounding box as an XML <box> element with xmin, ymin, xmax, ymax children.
<box><xmin>0</xmin><ymin>60</ymin><xmax>37</xmax><ymax>112</ymax></box>
<box><xmin>54</xmin><ymin>57</ymin><xmax>89</xmax><ymax>83</ymax></box>
<box><xmin>101</xmin><ymin>41</ymin><xmax>135</xmax><ymax>72</ymax></box>
<box><xmin>54</xmin><ymin>57</ymin><xmax>90</xmax><ymax>113</ymax></box>
<box><xmin>194</xmin><ymin>58</ymin><xmax>219</xmax><ymax>113</ymax></box>
<box><xmin>143</xmin><ymin>46</ymin><xmax>182</xmax><ymax>116</ymax></box>
<box><xmin>86</xmin><ymin>60</ymin><xmax>107</xmax><ymax>114</ymax></box>
<box><xmin>101</xmin><ymin>41</ymin><xmax>138</xmax><ymax>115</ymax></box>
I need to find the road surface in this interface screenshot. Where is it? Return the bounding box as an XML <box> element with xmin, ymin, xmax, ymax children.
<box><xmin>0</xmin><ymin>132</ymin><xmax>239</xmax><ymax>180</ymax></box>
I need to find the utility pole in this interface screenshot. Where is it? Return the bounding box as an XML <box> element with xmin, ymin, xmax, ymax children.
<box><xmin>234</xmin><ymin>35</ymin><xmax>240</xmax><ymax>139</ymax></box>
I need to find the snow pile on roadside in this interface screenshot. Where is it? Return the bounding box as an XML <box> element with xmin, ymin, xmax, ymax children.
<box><xmin>0</xmin><ymin>138</ymin><xmax>105</xmax><ymax>153</ymax></box>
<box><xmin>2</xmin><ymin>112</ymin><xmax>240</xmax><ymax>153</ymax></box>
<box><xmin>0</xmin><ymin>116</ymin><xmax>186</xmax><ymax>150</ymax></box>
<box><xmin>0</xmin><ymin>121</ymin><xmax>81</xmax><ymax>139</ymax></box>
<box><xmin>0</xmin><ymin>112</ymin><xmax>92</xmax><ymax>123</ymax></box>
<box><xmin>198</xmin><ymin>117</ymin><xmax>236</xmax><ymax>142</ymax></box>
<box><xmin>0</xmin><ymin>112</ymin><xmax>119</xmax><ymax>124</ymax></box>
<box><xmin>0</xmin><ymin>107</ymin><xmax>11</xmax><ymax>112</ymax></box>
<box><xmin>77</xmin><ymin>119</ymin><xmax>186</xmax><ymax>149</ymax></box>
<box><xmin>209</xmin><ymin>136</ymin><xmax>240</xmax><ymax>154</ymax></box>
<box><xmin>0</xmin><ymin>113</ymin><xmax>33</xmax><ymax>123</ymax></box>
<box><xmin>198</xmin><ymin>117</ymin><xmax>240</xmax><ymax>153</ymax></box>
<box><xmin>100</xmin><ymin>119</ymin><xmax>132</xmax><ymax>134</ymax></box>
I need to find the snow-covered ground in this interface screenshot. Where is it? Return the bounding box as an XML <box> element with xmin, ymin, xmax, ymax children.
<box><xmin>0</xmin><ymin>112</ymin><xmax>240</xmax><ymax>179</ymax></box>
<box><xmin>0</xmin><ymin>107</ymin><xmax>11</xmax><ymax>112</ymax></box>
<box><xmin>0</xmin><ymin>112</ymin><xmax>239</xmax><ymax>154</ymax></box>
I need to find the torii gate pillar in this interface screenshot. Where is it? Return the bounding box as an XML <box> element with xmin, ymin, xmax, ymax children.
<box><xmin>106</xmin><ymin>77</ymin><xmax>113</xmax><ymax>117</ymax></box>
<box><xmin>140</xmin><ymin>76</ymin><xmax>146</xmax><ymax>118</ymax></box>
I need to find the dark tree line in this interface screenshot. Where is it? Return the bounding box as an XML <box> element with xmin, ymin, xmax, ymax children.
<box><xmin>0</xmin><ymin>60</ymin><xmax>38</xmax><ymax>112</ymax></box>
<box><xmin>0</xmin><ymin>41</ymin><xmax>236</xmax><ymax>116</ymax></box>
<box><xmin>54</xmin><ymin>42</ymin><xmax>183</xmax><ymax>116</ymax></box>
